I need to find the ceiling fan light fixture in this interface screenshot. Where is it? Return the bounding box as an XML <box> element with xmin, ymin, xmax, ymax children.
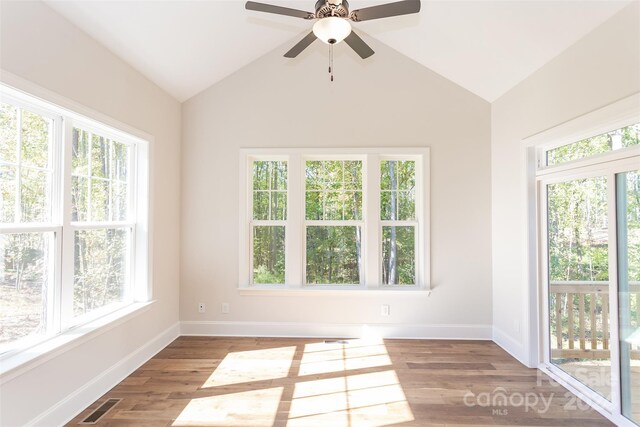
<box><xmin>312</xmin><ymin>17</ymin><xmax>351</xmax><ymax>44</ymax></box>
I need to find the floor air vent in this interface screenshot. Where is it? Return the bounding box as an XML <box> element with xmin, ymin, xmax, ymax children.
<box><xmin>324</xmin><ymin>339</ymin><xmax>350</xmax><ymax>344</ymax></box>
<box><xmin>79</xmin><ymin>398</ymin><xmax>122</xmax><ymax>424</ymax></box>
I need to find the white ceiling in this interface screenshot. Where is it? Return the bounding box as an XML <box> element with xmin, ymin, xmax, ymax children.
<box><xmin>44</xmin><ymin>0</ymin><xmax>632</xmax><ymax>102</ymax></box>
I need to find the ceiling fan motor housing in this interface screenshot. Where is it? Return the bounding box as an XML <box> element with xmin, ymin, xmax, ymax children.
<box><xmin>315</xmin><ymin>0</ymin><xmax>349</xmax><ymax>18</ymax></box>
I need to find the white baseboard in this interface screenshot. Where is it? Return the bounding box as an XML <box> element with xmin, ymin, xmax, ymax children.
<box><xmin>180</xmin><ymin>320</ymin><xmax>492</xmax><ymax>340</ymax></box>
<box><xmin>26</xmin><ymin>322</ymin><xmax>180</xmax><ymax>427</ymax></box>
<box><xmin>492</xmin><ymin>326</ymin><xmax>527</xmax><ymax>365</ymax></box>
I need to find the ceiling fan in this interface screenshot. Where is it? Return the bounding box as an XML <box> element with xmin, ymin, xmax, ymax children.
<box><xmin>245</xmin><ymin>0</ymin><xmax>421</xmax><ymax>59</ymax></box>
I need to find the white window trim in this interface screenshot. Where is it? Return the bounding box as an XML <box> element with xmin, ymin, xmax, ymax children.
<box><xmin>238</xmin><ymin>147</ymin><xmax>430</xmax><ymax>293</ymax></box>
<box><xmin>0</xmin><ymin>75</ymin><xmax>152</xmax><ymax>368</ymax></box>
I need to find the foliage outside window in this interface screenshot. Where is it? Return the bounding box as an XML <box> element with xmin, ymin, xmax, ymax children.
<box><xmin>546</xmin><ymin>123</ymin><xmax>640</xmax><ymax>166</ymax></box>
<box><xmin>71</xmin><ymin>128</ymin><xmax>133</xmax><ymax>317</ymax></box>
<box><xmin>0</xmin><ymin>88</ymin><xmax>148</xmax><ymax>355</ymax></box>
<box><xmin>305</xmin><ymin>160</ymin><xmax>363</xmax><ymax>285</ymax></box>
<box><xmin>1</xmin><ymin>103</ymin><xmax>54</xmax><ymax>346</ymax></box>
<box><xmin>381</xmin><ymin>160</ymin><xmax>416</xmax><ymax>285</ymax></box>
<box><xmin>242</xmin><ymin>149</ymin><xmax>429</xmax><ymax>289</ymax></box>
<box><xmin>252</xmin><ymin>160</ymin><xmax>287</xmax><ymax>284</ymax></box>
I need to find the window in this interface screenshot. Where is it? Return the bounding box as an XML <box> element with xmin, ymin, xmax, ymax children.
<box><xmin>543</xmin><ymin>122</ymin><xmax>639</xmax><ymax>167</ymax></box>
<box><xmin>70</xmin><ymin>126</ymin><xmax>134</xmax><ymax>319</ymax></box>
<box><xmin>381</xmin><ymin>160</ymin><xmax>416</xmax><ymax>285</ymax></box>
<box><xmin>251</xmin><ymin>160</ymin><xmax>287</xmax><ymax>285</ymax></box>
<box><xmin>239</xmin><ymin>149</ymin><xmax>429</xmax><ymax>290</ymax></box>
<box><xmin>305</xmin><ymin>160</ymin><xmax>363</xmax><ymax>285</ymax></box>
<box><xmin>0</xmin><ymin>85</ymin><xmax>149</xmax><ymax>355</ymax></box>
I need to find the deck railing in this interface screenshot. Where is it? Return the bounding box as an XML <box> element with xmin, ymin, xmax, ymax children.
<box><xmin>550</xmin><ymin>280</ymin><xmax>640</xmax><ymax>359</ymax></box>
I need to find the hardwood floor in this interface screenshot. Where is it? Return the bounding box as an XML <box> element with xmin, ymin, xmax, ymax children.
<box><xmin>67</xmin><ymin>337</ymin><xmax>613</xmax><ymax>426</ymax></box>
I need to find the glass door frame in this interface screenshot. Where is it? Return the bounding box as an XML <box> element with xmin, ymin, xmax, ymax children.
<box><xmin>537</xmin><ymin>155</ymin><xmax>640</xmax><ymax>426</ymax></box>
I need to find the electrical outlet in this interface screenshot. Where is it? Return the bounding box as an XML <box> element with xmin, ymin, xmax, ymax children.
<box><xmin>381</xmin><ymin>304</ymin><xmax>390</xmax><ymax>316</ymax></box>
<box><xmin>198</xmin><ymin>302</ymin><xmax>206</xmax><ymax>313</ymax></box>
<box><xmin>221</xmin><ymin>303</ymin><xmax>229</xmax><ymax>314</ymax></box>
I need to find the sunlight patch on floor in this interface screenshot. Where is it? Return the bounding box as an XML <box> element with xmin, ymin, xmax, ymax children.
<box><xmin>175</xmin><ymin>340</ymin><xmax>412</xmax><ymax>427</ymax></box>
<box><xmin>172</xmin><ymin>387</ymin><xmax>284</xmax><ymax>427</ymax></box>
<box><xmin>298</xmin><ymin>339</ymin><xmax>391</xmax><ymax>376</ymax></box>
<box><xmin>288</xmin><ymin>371</ymin><xmax>414</xmax><ymax>427</ymax></box>
<box><xmin>203</xmin><ymin>346</ymin><xmax>296</xmax><ymax>387</ymax></box>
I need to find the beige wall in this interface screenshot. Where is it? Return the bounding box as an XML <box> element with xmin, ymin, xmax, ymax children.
<box><xmin>181</xmin><ymin>36</ymin><xmax>493</xmax><ymax>334</ymax></box>
<box><xmin>491</xmin><ymin>2</ymin><xmax>640</xmax><ymax>365</ymax></box>
<box><xmin>0</xmin><ymin>1</ymin><xmax>181</xmax><ymax>425</ymax></box>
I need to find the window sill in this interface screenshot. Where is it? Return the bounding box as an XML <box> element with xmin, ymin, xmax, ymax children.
<box><xmin>0</xmin><ymin>301</ymin><xmax>154</xmax><ymax>383</ymax></box>
<box><xmin>238</xmin><ymin>287</ymin><xmax>432</xmax><ymax>296</ymax></box>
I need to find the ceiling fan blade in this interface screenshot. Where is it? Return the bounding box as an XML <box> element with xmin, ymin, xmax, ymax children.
<box><xmin>344</xmin><ymin>31</ymin><xmax>374</xmax><ymax>59</ymax></box>
<box><xmin>350</xmin><ymin>0</ymin><xmax>420</xmax><ymax>22</ymax></box>
<box><xmin>284</xmin><ymin>32</ymin><xmax>317</xmax><ymax>58</ymax></box>
<box><xmin>245</xmin><ymin>1</ymin><xmax>315</xmax><ymax>19</ymax></box>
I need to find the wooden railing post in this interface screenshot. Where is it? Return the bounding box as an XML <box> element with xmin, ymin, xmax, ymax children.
<box><xmin>590</xmin><ymin>293</ymin><xmax>597</xmax><ymax>350</ymax></box>
<box><xmin>555</xmin><ymin>293</ymin><xmax>563</xmax><ymax>350</ymax></box>
<box><xmin>579</xmin><ymin>294</ymin><xmax>586</xmax><ymax>350</ymax></box>
<box><xmin>567</xmin><ymin>293</ymin><xmax>574</xmax><ymax>349</ymax></box>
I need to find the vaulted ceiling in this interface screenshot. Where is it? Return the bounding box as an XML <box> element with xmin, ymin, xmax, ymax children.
<box><xmin>44</xmin><ymin>0</ymin><xmax>632</xmax><ymax>102</ymax></box>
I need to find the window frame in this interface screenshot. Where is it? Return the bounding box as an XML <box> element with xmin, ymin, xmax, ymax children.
<box><xmin>0</xmin><ymin>82</ymin><xmax>151</xmax><ymax>358</ymax></box>
<box><xmin>238</xmin><ymin>148</ymin><xmax>430</xmax><ymax>292</ymax></box>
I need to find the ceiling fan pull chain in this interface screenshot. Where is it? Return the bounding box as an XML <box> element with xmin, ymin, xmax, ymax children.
<box><xmin>329</xmin><ymin>44</ymin><xmax>334</xmax><ymax>82</ymax></box>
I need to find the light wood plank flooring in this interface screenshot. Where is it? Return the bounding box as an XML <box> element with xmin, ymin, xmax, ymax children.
<box><xmin>67</xmin><ymin>337</ymin><xmax>613</xmax><ymax>426</ymax></box>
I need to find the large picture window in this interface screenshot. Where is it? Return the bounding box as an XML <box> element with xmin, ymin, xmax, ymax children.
<box><xmin>0</xmin><ymin>85</ymin><xmax>149</xmax><ymax>355</ymax></box>
<box><xmin>239</xmin><ymin>149</ymin><xmax>429</xmax><ymax>290</ymax></box>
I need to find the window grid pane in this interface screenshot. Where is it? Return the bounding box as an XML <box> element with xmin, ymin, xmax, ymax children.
<box><xmin>21</xmin><ymin>109</ymin><xmax>51</xmax><ymax>170</ymax></box>
<box><xmin>306</xmin><ymin>226</ymin><xmax>361</xmax><ymax>285</ymax></box>
<box><xmin>0</xmin><ymin>232</ymin><xmax>53</xmax><ymax>348</ymax></box>
<box><xmin>252</xmin><ymin>161</ymin><xmax>287</xmax><ymax>220</ymax></box>
<box><xmin>305</xmin><ymin>160</ymin><xmax>362</xmax><ymax>221</ymax></box>
<box><xmin>73</xmin><ymin>228</ymin><xmax>130</xmax><ymax>317</ymax></box>
<box><xmin>381</xmin><ymin>226</ymin><xmax>416</xmax><ymax>285</ymax></box>
<box><xmin>380</xmin><ymin>160</ymin><xmax>415</xmax><ymax>221</ymax></box>
<box><xmin>72</xmin><ymin>128</ymin><xmax>130</xmax><ymax>223</ymax></box>
<box><xmin>1</xmin><ymin>106</ymin><xmax>53</xmax><ymax>224</ymax></box>
<box><xmin>252</xmin><ymin>225</ymin><xmax>285</xmax><ymax>284</ymax></box>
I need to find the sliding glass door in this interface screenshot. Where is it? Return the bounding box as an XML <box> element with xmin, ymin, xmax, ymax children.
<box><xmin>546</xmin><ymin>174</ymin><xmax>611</xmax><ymax>400</ymax></box>
<box><xmin>618</xmin><ymin>169</ymin><xmax>640</xmax><ymax>425</ymax></box>
<box><xmin>540</xmin><ymin>160</ymin><xmax>640</xmax><ymax>425</ymax></box>
<box><xmin>535</xmin><ymin>108</ymin><xmax>640</xmax><ymax>425</ymax></box>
